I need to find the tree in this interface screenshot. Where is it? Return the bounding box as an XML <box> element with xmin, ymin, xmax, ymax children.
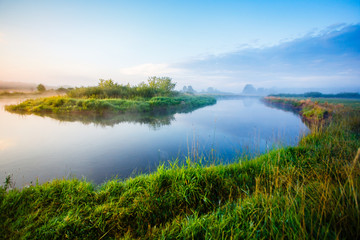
<box><xmin>147</xmin><ymin>76</ymin><xmax>176</xmax><ymax>95</ymax></box>
<box><xmin>136</xmin><ymin>82</ymin><xmax>155</xmax><ymax>98</ymax></box>
<box><xmin>98</xmin><ymin>79</ymin><xmax>118</xmax><ymax>89</ymax></box>
<box><xmin>182</xmin><ymin>85</ymin><xmax>195</xmax><ymax>93</ymax></box>
<box><xmin>37</xmin><ymin>84</ymin><xmax>46</xmax><ymax>92</ymax></box>
<box><xmin>242</xmin><ymin>84</ymin><xmax>256</xmax><ymax>94</ymax></box>
<box><xmin>184</xmin><ymin>85</ymin><xmax>195</xmax><ymax>93</ymax></box>
<box><xmin>207</xmin><ymin>87</ymin><xmax>215</xmax><ymax>93</ymax></box>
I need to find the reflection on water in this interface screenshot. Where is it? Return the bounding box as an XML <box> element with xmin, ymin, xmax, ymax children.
<box><xmin>0</xmin><ymin>97</ymin><xmax>309</xmax><ymax>187</ymax></box>
<box><xmin>7</xmin><ymin>98</ymin><xmax>215</xmax><ymax>129</ymax></box>
<box><xmin>35</xmin><ymin>112</ymin><xmax>176</xmax><ymax>130</ymax></box>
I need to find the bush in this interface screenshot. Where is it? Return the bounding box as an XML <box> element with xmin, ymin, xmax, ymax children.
<box><xmin>37</xmin><ymin>84</ymin><xmax>46</xmax><ymax>92</ymax></box>
<box><xmin>67</xmin><ymin>77</ymin><xmax>177</xmax><ymax>99</ymax></box>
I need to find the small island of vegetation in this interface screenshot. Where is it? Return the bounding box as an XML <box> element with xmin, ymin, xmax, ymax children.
<box><xmin>5</xmin><ymin>77</ymin><xmax>216</xmax><ymax>116</ymax></box>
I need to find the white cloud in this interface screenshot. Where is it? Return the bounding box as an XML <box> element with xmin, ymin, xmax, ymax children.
<box><xmin>172</xmin><ymin>24</ymin><xmax>360</xmax><ymax>92</ymax></box>
<box><xmin>119</xmin><ymin>63</ymin><xmax>184</xmax><ymax>77</ymax></box>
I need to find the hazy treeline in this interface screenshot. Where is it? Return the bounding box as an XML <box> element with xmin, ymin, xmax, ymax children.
<box><xmin>269</xmin><ymin>92</ymin><xmax>360</xmax><ymax>99</ymax></box>
<box><xmin>67</xmin><ymin>77</ymin><xmax>178</xmax><ymax>99</ymax></box>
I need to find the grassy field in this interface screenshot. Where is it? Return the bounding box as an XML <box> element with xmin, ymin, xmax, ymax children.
<box><xmin>265</xmin><ymin>96</ymin><xmax>360</xmax><ymax>110</ymax></box>
<box><xmin>263</xmin><ymin>97</ymin><xmax>356</xmax><ymax>128</ymax></box>
<box><xmin>5</xmin><ymin>95</ymin><xmax>216</xmax><ymax>115</ymax></box>
<box><xmin>1</xmin><ymin>97</ymin><xmax>359</xmax><ymax>239</ymax></box>
<box><xmin>299</xmin><ymin>97</ymin><xmax>360</xmax><ymax>109</ymax></box>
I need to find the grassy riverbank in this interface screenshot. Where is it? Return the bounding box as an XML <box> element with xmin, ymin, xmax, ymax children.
<box><xmin>5</xmin><ymin>95</ymin><xmax>216</xmax><ymax>115</ymax></box>
<box><xmin>263</xmin><ymin>96</ymin><xmax>346</xmax><ymax>126</ymax></box>
<box><xmin>1</xmin><ymin>98</ymin><xmax>359</xmax><ymax>239</ymax></box>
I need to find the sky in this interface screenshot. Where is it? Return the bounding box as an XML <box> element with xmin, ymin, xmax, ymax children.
<box><xmin>0</xmin><ymin>0</ymin><xmax>359</xmax><ymax>93</ymax></box>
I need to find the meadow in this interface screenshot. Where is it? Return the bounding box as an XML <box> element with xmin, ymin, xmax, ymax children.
<box><xmin>1</xmin><ymin>97</ymin><xmax>359</xmax><ymax>239</ymax></box>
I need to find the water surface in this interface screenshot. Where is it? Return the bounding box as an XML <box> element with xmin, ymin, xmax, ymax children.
<box><xmin>0</xmin><ymin>97</ymin><xmax>308</xmax><ymax>187</ymax></box>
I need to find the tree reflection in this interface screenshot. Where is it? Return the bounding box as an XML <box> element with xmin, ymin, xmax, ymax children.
<box><xmin>18</xmin><ymin>106</ymin><xmax>203</xmax><ymax>130</ymax></box>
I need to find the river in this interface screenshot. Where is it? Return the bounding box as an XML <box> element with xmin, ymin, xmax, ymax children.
<box><xmin>0</xmin><ymin>97</ymin><xmax>308</xmax><ymax>187</ymax></box>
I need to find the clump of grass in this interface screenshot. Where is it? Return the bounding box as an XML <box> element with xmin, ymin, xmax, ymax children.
<box><xmin>1</xmin><ymin>99</ymin><xmax>359</xmax><ymax>239</ymax></box>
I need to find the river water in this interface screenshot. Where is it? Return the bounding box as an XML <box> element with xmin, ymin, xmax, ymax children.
<box><xmin>0</xmin><ymin>97</ymin><xmax>308</xmax><ymax>187</ymax></box>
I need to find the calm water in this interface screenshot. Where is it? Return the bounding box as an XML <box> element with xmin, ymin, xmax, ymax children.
<box><xmin>0</xmin><ymin>97</ymin><xmax>308</xmax><ymax>187</ymax></box>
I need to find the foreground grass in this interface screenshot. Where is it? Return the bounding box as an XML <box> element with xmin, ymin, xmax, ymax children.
<box><xmin>5</xmin><ymin>95</ymin><xmax>216</xmax><ymax>115</ymax></box>
<box><xmin>1</xmin><ymin>98</ymin><xmax>359</xmax><ymax>239</ymax></box>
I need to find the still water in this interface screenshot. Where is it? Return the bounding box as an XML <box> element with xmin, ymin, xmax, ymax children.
<box><xmin>0</xmin><ymin>97</ymin><xmax>308</xmax><ymax>187</ymax></box>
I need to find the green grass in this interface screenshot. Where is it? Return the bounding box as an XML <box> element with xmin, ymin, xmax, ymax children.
<box><xmin>1</xmin><ymin>98</ymin><xmax>360</xmax><ymax>239</ymax></box>
<box><xmin>263</xmin><ymin>96</ymin><xmax>347</xmax><ymax>125</ymax></box>
<box><xmin>301</xmin><ymin>98</ymin><xmax>360</xmax><ymax>110</ymax></box>
<box><xmin>270</xmin><ymin>96</ymin><xmax>360</xmax><ymax>110</ymax></box>
<box><xmin>5</xmin><ymin>95</ymin><xmax>216</xmax><ymax>115</ymax></box>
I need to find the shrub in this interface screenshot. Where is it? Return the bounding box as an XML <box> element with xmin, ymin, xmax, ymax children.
<box><xmin>37</xmin><ymin>84</ymin><xmax>46</xmax><ymax>92</ymax></box>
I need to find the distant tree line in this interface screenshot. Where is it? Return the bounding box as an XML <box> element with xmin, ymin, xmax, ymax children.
<box><xmin>242</xmin><ymin>84</ymin><xmax>274</xmax><ymax>96</ymax></box>
<box><xmin>181</xmin><ymin>86</ymin><xmax>225</xmax><ymax>94</ymax></box>
<box><xmin>269</xmin><ymin>92</ymin><xmax>360</xmax><ymax>99</ymax></box>
<box><xmin>67</xmin><ymin>77</ymin><xmax>178</xmax><ymax>99</ymax></box>
<box><xmin>182</xmin><ymin>85</ymin><xmax>196</xmax><ymax>94</ymax></box>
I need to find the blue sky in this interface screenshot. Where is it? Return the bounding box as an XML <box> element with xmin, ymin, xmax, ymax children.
<box><xmin>0</xmin><ymin>0</ymin><xmax>359</xmax><ymax>92</ymax></box>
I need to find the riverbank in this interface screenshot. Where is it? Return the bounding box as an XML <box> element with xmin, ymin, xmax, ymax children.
<box><xmin>5</xmin><ymin>95</ymin><xmax>216</xmax><ymax>115</ymax></box>
<box><xmin>1</xmin><ymin>98</ymin><xmax>359</xmax><ymax>239</ymax></box>
<box><xmin>263</xmin><ymin>96</ymin><xmax>345</xmax><ymax>126</ymax></box>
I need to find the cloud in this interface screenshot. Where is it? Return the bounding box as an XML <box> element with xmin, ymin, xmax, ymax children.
<box><xmin>176</xmin><ymin>24</ymin><xmax>360</xmax><ymax>92</ymax></box>
<box><xmin>86</xmin><ymin>24</ymin><xmax>360</xmax><ymax>93</ymax></box>
<box><xmin>119</xmin><ymin>63</ymin><xmax>184</xmax><ymax>77</ymax></box>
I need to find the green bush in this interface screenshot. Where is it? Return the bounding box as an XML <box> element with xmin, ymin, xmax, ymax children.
<box><xmin>37</xmin><ymin>84</ymin><xmax>46</xmax><ymax>92</ymax></box>
<box><xmin>67</xmin><ymin>77</ymin><xmax>178</xmax><ymax>99</ymax></box>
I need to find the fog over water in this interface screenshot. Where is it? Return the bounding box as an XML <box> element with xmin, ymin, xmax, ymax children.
<box><xmin>0</xmin><ymin>97</ymin><xmax>308</xmax><ymax>187</ymax></box>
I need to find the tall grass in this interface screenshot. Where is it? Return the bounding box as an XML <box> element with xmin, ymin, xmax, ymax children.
<box><xmin>1</xmin><ymin>99</ymin><xmax>359</xmax><ymax>239</ymax></box>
